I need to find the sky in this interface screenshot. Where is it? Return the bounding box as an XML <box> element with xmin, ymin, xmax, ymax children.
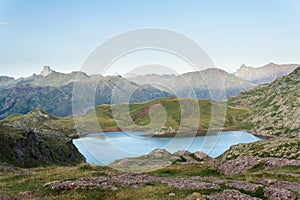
<box><xmin>1</xmin><ymin>0</ymin><xmax>300</xmax><ymax>78</ymax></box>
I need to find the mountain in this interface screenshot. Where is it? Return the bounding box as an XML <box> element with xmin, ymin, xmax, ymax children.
<box><xmin>0</xmin><ymin>75</ymin><xmax>14</xmax><ymax>83</ymax></box>
<box><xmin>0</xmin><ymin>67</ymin><xmax>93</xmax><ymax>89</ymax></box>
<box><xmin>235</xmin><ymin>62</ymin><xmax>299</xmax><ymax>84</ymax></box>
<box><xmin>0</xmin><ymin>78</ymin><xmax>171</xmax><ymax>119</ymax></box>
<box><xmin>0</xmin><ymin>67</ymin><xmax>254</xmax><ymax>119</ymax></box>
<box><xmin>228</xmin><ymin>67</ymin><xmax>300</xmax><ymax>137</ymax></box>
<box><xmin>129</xmin><ymin>68</ymin><xmax>256</xmax><ymax>100</ymax></box>
<box><xmin>40</xmin><ymin>66</ymin><xmax>54</xmax><ymax>76</ymax></box>
<box><xmin>171</xmin><ymin>68</ymin><xmax>256</xmax><ymax>99</ymax></box>
<box><xmin>127</xmin><ymin>74</ymin><xmax>176</xmax><ymax>85</ymax></box>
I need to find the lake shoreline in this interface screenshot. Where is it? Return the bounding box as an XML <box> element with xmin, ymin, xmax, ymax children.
<box><xmin>73</xmin><ymin>130</ymin><xmax>261</xmax><ymax>165</ymax></box>
<box><xmin>69</xmin><ymin>126</ymin><xmax>268</xmax><ymax>139</ymax></box>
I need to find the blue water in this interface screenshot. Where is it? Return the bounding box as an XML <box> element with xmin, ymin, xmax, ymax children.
<box><xmin>73</xmin><ymin>131</ymin><xmax>260</xmax><ymax>165</ymax></box>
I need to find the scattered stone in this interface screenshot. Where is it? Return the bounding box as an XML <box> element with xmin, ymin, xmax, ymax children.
<box><xmin>225</xmin><ymin>180</ymin><xmax>262</xmax><ymax>192</ymax></box>
<box><xmin>43</xmin><ymin>180</ymin><xmax>60</xmax><ymax>187</ymax></box>
<box><xmin>264</xmin><ymin>187</ymin><xmax>296</xmax><ymax>200</ymax></box>
<box><xmin>160</xmin><ymin>178</ymin><xmax>220</xmax><ymax>190</ymax></box>
<box><xmin>218</xmin><ymin>156</ymin><xmax>300</xmax><ymax>175</ymax></box>
<box><xmin>0</xmin><ymin>195</ymin><xmax>19</xmax><ymax>200</ymax></box>
<box><xmin>18</xmin><ymin>191</ymin><xmax>34</xmax><ymax>199</ymax></box>
<box><xmin>185</xmin><ymin>192</ymin><xmax>205</xmax><ymax>200</ymax></box>
<box><xmin>264</xmin><ymin>171</ymin><xmax>300</xmax><ymax>178</ymax></box>
<box><xmin>169</xmin><ymin>192</ymin><xmax>176</xmax><ymax>197</ymax></box>
<box><xmin>259</xmin><ymin>178</ymin><xmax>300</xmax><ymax>193</ymax></box>
<box><xmin>206</xmin><ymin>189</ymin><xmax>262</xmax><ymax>200</ymax></box>
<box><xmin>48</xmin><ymin>177</ymin><xmax>117</xmax><ymax>191</ymax></box>
<box><xmin>46</xmin><ymin>173</ymin><xmax>220</xmax><ymax>191</ymax></box>
<box><xmin>190</xmin><ymin>176</ymin><xmax>227</xmax><ymax>185</ymax></box>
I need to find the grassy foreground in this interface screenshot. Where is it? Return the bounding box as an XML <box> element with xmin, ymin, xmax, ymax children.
<box><xmin>1</xmin><ymin>162</ymin><xmax>299</xmax><ymax>200</ymax></box>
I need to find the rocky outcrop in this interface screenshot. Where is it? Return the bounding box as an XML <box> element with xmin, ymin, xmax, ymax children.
<box><xmin>258</xmin><ymin>178</ymin><xmax>300</xmax><ymax>193</ymax></box>
<box><xmin>263</xmin><ymin>187</ymin><xmax>296</xmax><ymax>200</ymax></box>
<box><xmin>0</xmin><ymin>125</ymin><xmax>85</xmax><ymax>167</ymax></box>
<box><xmin>229</xmin><ymin>67</ymin><xmax>300</xmax><ymax>138</ymax></box>
<box><xmin>40</xmin><ymin>66</ymin><xmax>54</xmax><ymax>76</ymax></box>
<box><xmin>225</xmin><ymin>180</ymin><xmax>262</xmax><ymax>193</ymax></box>
<box><xmin>109</xmin><ymin>149</ymin><xmax>212</xmax><ymax>172</ymax></box>
<box><xmin>217</xmin><ymin>156</ymin><xmax>300</xmax><ymax>175</ymax></box>
<box><xmin>45</xmin><ymin>169</ymin><xmax>300</xmax><ymax>199</ymax></box>
<box><xmin>109</xmin><ymin>149</ymin><xmax>181</xmax><ymax>172</ymax></box>
<box><xmin>218</xmin><ymin>138</ymin><xmax>300</xmax><ymax>161</ymax></box>
<box><xmin>47</xmin><ymin>173</ymin><xmax>220</xmax><ymax>191</ymax></box>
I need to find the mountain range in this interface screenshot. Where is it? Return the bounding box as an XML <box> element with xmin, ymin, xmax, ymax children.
<box><xmin>0</xmin><ymin>63</ymin><xmax>297</xmax><ymax>120</ymax></box>
<box><xmin>1</xmin><ymin>64</ymin><xmax>299</xmax><ymax>200</ymax></box>
<box><xmin>1</xmin><ymin>66</ymin><xmax>299</xmax><ymax>167</ymax></box>
<box><xmin>235</xmin><ymin>62</ymin><xmax>299</xmax><ymax>84</ymax></box>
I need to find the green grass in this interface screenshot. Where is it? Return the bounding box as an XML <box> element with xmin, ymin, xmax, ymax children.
<box><xmin>1</xmin><ymin>162</ymin><xmax>299</xmax><ymax>199</ymax></box>
<box><xmin>148</xmin><ymin>163</ymin><xmax>221</xmax><ymax>178</ymax></box>
<box><xmin>1</xmin><ymin>97</ymin><xmax>253</xmax><ymax>137</ymax></box>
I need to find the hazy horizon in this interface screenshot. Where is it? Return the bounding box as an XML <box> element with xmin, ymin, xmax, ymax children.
<box><xmin>1</xmin><ymin>0</ymin><xmax>300</xmax><ymax>78</ymax></box>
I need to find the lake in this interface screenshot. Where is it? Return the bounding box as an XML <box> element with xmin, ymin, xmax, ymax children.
<box><xmin>73</xmin><ymin>131</ymin><xmax>260</xmax><ymax>165</ymax></box>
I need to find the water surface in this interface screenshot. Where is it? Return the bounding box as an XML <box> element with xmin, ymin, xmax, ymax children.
<box><xmin>73</xmin><ymin>131</ymin><xmax>260</xmax><ymax>165</ymax></box>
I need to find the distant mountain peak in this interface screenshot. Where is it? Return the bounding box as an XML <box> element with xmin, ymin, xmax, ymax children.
<box><xmin>40</xmin><ymin>66</ymin><xmax>54</xmax><ymax>76</ymax></box>
<box><xmin>235</xmin><ymin>63</ymin><xmax>299</xmax><ymax>84</ymax></box>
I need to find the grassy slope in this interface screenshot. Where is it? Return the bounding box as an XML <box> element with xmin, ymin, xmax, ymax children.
<box><xmin>228</xmin><ymin>67</ymin><xmax>300</xmax><ymax>137</ymax></box>
<box><xmin>1</xmin><ymin>97</ymin><xmax>252</xmax><ymax>136</ymax></box>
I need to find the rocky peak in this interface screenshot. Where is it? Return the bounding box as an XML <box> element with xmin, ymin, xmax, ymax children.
<box><xmin>40</xmin><ymin>66</ymin><xmax>54</xmax><ymax>76</ymax></box>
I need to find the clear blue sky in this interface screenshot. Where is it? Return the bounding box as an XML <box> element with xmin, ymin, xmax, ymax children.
<box><xmin>1</xmin><ymin>0</ymin><xmax>300</xmax><ymax>77</ymax></box>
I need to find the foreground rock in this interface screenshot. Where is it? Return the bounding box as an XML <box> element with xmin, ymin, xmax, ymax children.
<box><xmin>185</xmin><ymin>192</ymin><xmax>206</xmax><ymax>200</ymax></box>
<box><xmin>263</xmin><ymin>187</ymin><xmax>296</xmax><ymax>200</ymax></box>
<box><xmin>218</xmin><ymin>156</ymin><xmax>300</xmax><ymax>175</ymax></box>
<box><xmin>47</xmin><ymin>173</ymin><xmax>220</xmax><ymax>191</ymax></box>
<box><xmin>109</xmin><ymin>149</ymin><xmax>181</xmax><ymax>172</ymax></box>
<box><xmin>109</xmin><ymin>149</ymin><xmax>212</xmax><ymax>172</ymax></box>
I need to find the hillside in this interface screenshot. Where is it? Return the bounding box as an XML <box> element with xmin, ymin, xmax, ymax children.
<box><xmin>228</xmin><ymin>67</ymin><xmax>300</xmax><ymax>137</ymax></box>
<box><xmin>235</xmin><ymin>62</ymin><xmax>299</xmax><ymax>84</ymax></box>
<box><xmin>0</xmin><ymin>124</ymin><xmax>85</xmax><ymax>167</ymax></box>
<box><xmin>1</xmin><ymin>97</ymin><xmax>252</xmax><ymax>138</ymax></box>
<box><xmin>0</xmin><ymin>77</ymin><xmax>171</xmax><ymax>119</ymax></box>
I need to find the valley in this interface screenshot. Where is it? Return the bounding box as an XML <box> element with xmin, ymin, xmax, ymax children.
<box><xmin>0</xmin><ymin>65</ymin><xmax>299</xmax><ymax>200</ymax></box>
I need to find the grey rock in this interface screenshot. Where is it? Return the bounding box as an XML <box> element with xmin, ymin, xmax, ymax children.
<box><xmin>225</xmin><ymin>180</ymin><xmax>262</xmax><ymax>192</ymax></box>
<box><xmin>109</xmin><ymin>149</ymin><xmax>181</xmax><ymax>172</ymax></box>
<box><xmin>193</xmin><ymin>151</ymin><xmax>212</xmax><ymax>161</ymax></box>
<box><xmin>259</xmin><ymin>178</ymin><xmax>300</xmax><ymax>193</ymax></box>
<box><xmin>264</xmin><ymin>187</ymin><xmax>296</xmax><ymax>200</ymax></box>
